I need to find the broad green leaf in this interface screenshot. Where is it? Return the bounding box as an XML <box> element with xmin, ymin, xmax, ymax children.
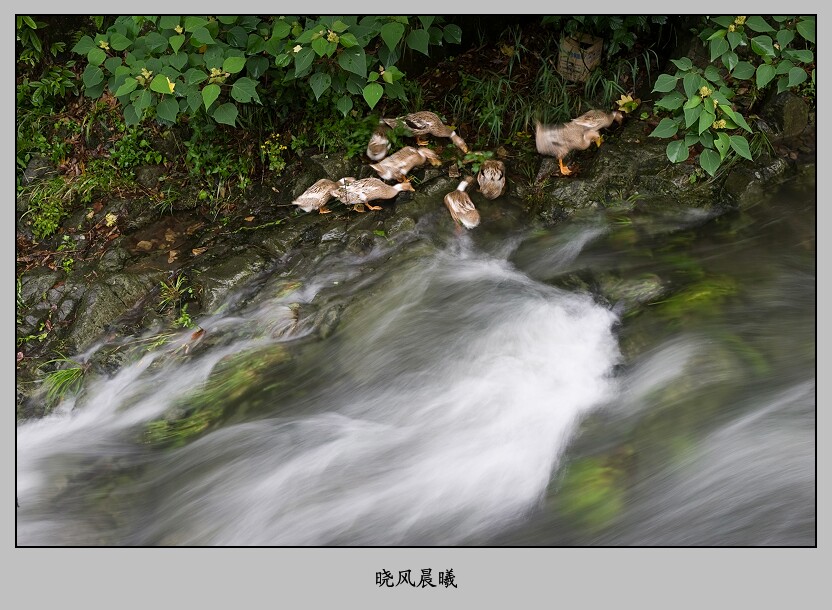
<box><xmin>104</xmin><ymin>56</ymin><xmax>122</xmax><ymax>74</ymax></box>
<box><xmin>670</xmin><ymin>57</ymin><xmax>693</xmax><ymax>71</ymax></box>
<box><xmin>169</xmin><ymin>34</ymin><xmax>186</xmax><ymax>54</ymax></box>
<box><xmin>726</xmin><ymin>31</ymin><xmax>743</xmax><ymax>50</ymax></box>
<box><xmin>192</xmin><ymin>27</ymin><xmax>215</xmax><ymax>45</ymax></box>
<box><xmin>699</xmin><ymin>149</ymin><xmax>721</xmax><ymax>176</ymax></box>
<box><xmin>683</xmin><ymin>72</ymin><xmax>701</xmax><ymax>98</ymax></box>
<box><xmin>227</xmin><ymin>26</ymin><xmax>248</xmax><ymax>48</ymax></box>
<box><xmin>159</xmin><ymin>16</ymin><xmax>180</xmax><ymax>29</ymax></box>
<box><xmin>786</xmin><ymin>49</ymin><xmax>814</xmax><ymax>63</ymax></box>
<box><xmin>648</xmin><ymin>118</ymin><xmax>678</xmax><ymax>138</ymax></box>
<box><xmin>145</xmin><ymin>32</ymin><xmax>169</xmax><ymax>53</ymax></box>
<box><xmin>85</xmin><ymin>81</ymin><xmax>106</xmax><ymax>99</ymax></box>
<box><xmin>82</xmin><ymin>64</ymin><xmax>104</xmax><ymax>87</ymax></box>
<box><xmin>380</xmin><ymin>22</ymin><xmax>405</xmax><ymax>51</ymax></box>
<box><xmin>185</xmin><ymin>68</ymin><xmax>208</xmax><ymax>85</ymax></box>
<box><xmin>777</xmin><ymin>76</ymin><xmax>790</xmax><ymax>93</ymax></box>
<box><xmin>684</xmin><ymin>133</ymin><xmax>700</xmax><ymax>147</ymax></box>
<box><xmin>295</xmin><ymin>28</ymin><xmax>320</xmax><ymax>44</ymax></box>
<box><xmin>311</xmin><ymin>36</ymin><xmax>329</xmax><ymax>57</ymax></box>
<box><xmin>655</xmin><ymin>91</ymin><xmax>685</xmax><ymax>111</ymax></box>
<box><xmin>722</xmin><ymin>51</ymin><xmax>738</xmax><ymax>72</ymax></box>
<box><xmin>338</xmin><ymin>46</ymin><xmax>367</xmax><ymax>78</ymax></box>
<box><xmin>212</xmin><ymin>102</ymin><xmax>238</xmax><ymax>126</ymax></box>
<box><xmin>332</xmin><ymin>20</ymin><xmax>350</xmax><ymax>33</ymax></box>
<box><xmin>788</xmin><ymin>67</ymin><xmax>808</xmax><ymax>87</ymax></box>
<box><xmin>170</xmin><ymin>52</ymin><xmax>188</xmax><ymax>70</ymax></box>
<box><xmin>703</xmin><ymin>65</ymin><xmax>724</xmax><ymax>85</ymax></box>
<box><xmin>123</xmin><ymin>103</ymin><xmax>140</xmax><ymax>126</ymax></box>
<box><xmin>771</xmin><ymin>16</ymin><xmax>792</xmax><ymax>23</ymax></box>
<box><xmin>336</xmin><ymin>94</ymin><xmax>353</xmax><ymax>117</ymax></box>
<box><xmin>184</xmin><ymin>17</ymin><xmax>208</xmax><ymax>32</ymax></box>
<box><xmin>156</xmin><ymin>96</ymin><xmax>179</xmax><ymax>123</ymax></box>
<box><xmin>72</xmin><ymin>36</ymin><xmax>95</xmax><ymax>55</ymax></box>
<box><xmin>796</xmin><ymin>18</ymin><xmax>815</xmax><ymax>43</ymax></box>
<box><xmin>652</xmin><ymin>73</ymin><xmax>679</xmax><ymax>93</ymax></box>
<box><xmin>710</xmin><ymin>90</ymin><xmax>731</xmax><ymax>106</ymax></box>
<box><xmin>231</xmin><ymin>77</ymin><xmax>260</xmax><ymax>103</ymax></box>
<box><xmin>246</xmin><ymin>56</ymin><xmax>269</xmax><ymax>78</ymax></box>
<box><xmin>710</xmin><ymin>38</ymin><xmax>729</xmax><ymax>62</ymax></box>
<box><xmin>776</xmin><ymin>60</ymin><xmax>795</xmax><ymax>75</ymax></box>
<box><xmin>274</xmin><ymin>53</ymin><xmax>291</xmax><ymax>68</ymax></box>
<box><xmin>217</xmin><ymin>16</ymin><xmax>237</xmax><ymax>25</ymax></box>
<box><xmin>720</xmin><ymin>105</ymin><xmax>753</xmax><ymax>133</ymax></box>
<box><xmin>133</xmin><ymin>89</ymin><xmax>152</xmax><ymax>111</ymax></box>
<box><xmin>683</xmin><ymin>95</ymin><xmax>702</xmax><ymax>110</ymax></box>
<box><xmin>419</xmin><ymin>16</ymin><xmax>434</xmax><ymax>30</ymax></box>
<box><xmin>339</xmin><ymin>33</ymin><xmax>358</xmax><ymax>48</ymax></box>
<box><xmin>684</xmin><ymin>104</ymin><xmax>703</xmax><ymax>128</ymax></box>
<box><xmin>715</xmin><ymin>132</ymin><xmax>731</xmax><ymax>160</ymax></box>
<box><xmin>87</xmin><ymin>47</ymin><xmax>106</xmax><ymax>66</ymax></box>
<box><xmin>406</xmin><ymin>29</ymin><xmax>430</xmax><ymax>56</ymax></box>
<box><xmin>385</xmin><ymin>80</ymin><xmax>406</xmax><ymax>101</ymax></box>
<box><xmin>750</xmin><ymin>35</ymin><xmax>775</xmax><ymax>59</ymax></box>
<box><xmin>201</xmin><ymin>83</ymin><xmax>221</xmax><ymax>109</ymax></box>
<box><xmin>745</xmin><ymin>16</ymin><xmax>775</xmax><ymax>32</ymax></box>
<box><xmin>698</xmin><ymin>108</ymin><xmax>716</xmax><ymax>135</ymax></box>
<box><xmin>223</xmin><ymin>56</ymin><xmax>246</xmax><ymax>74</ymax></box>
<box><xmin>309</xmin><ymin>72</ymin><xmax>331</xmax><ymax>100</ymax></box>
<box><xmin>150</xmin><ymin>74</ymin><xmax>175</xmax><ymax>95</ymax></box>
<box><xmin>247</xmin><ymin>34</ymin><xmax>266</xmax><ymax>54</ymax></box>
<box><xmin>368</xmin><ymin>71</ymin><xmax>379</xmax><ymax>82</ymax></box>
<box><xmin>732</xmin><ymin>61</ymin><xmax>755</xmax><ymax>80</ymax></box>
<box><xmin>294</xmin><ymin>47</ymin><xmax>315</xmax><ymax>77</ymax></box>
<box><xmin>706</xmin><ymin>29</ymin><xmax>727</xmax><ymax>41</ymax></box>
<box><xmin>362</xmin><ymin>82</ymin><xmax>384</xmax><ymax>109</ymax></box>
<box><xmin>756</xmin><ymin>63</ymin><xmax>776</xmax><ymax>88</ymax></box>
<box><xmin>110</xmin><ymin>32</ymin><xmax>133</xmax><ymax>51</ymax></box>
<box><xmin>776</xmin><ymin>29</ymin><xmax>795</xmax><ymax>49</ymax></box>
<box><xmin>711</xmin><ymin>16</ymin><xmax>734</xmax><ymax>28</ymax></box>
<box><xmin>114</xmin><ymin>78</ymin><xmax>138</xmax><ymax>96</ymax></box>
<box><xmin>443</xmin><ymin>23</ymin><xmax>462</xmax><ymax>44</ymax></box>
<box><xmin>187</xmin><ymin>90</ymin><xmax>202</xmax><ymax>112</ymax></box>
<box><xmin>729</xmin><ymin>134</ymin><xmax>753</xmax><ymax>160</ymax></box>
<box><xmin>666</xmin><ymin>140</ymin><xmax>689</xmax><ymax>163</ymax></box>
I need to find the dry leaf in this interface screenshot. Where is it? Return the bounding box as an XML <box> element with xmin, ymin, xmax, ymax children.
<box><xmin>168</xmin><ymin>250</ymin><xmax>178</xmax><ymax>263</ymax></box>
<box><xmin>192</xmin><ymin>247</ymin><xmax>208</xmax><ymax>256</ymax></box>
<box><xmin>164</xmin><ymin>228</ymin><xmax>176</xmax><ymax>242</ymax></box>
<box><xmin>245</xmin><ymin>216</ymin><xmax>255</xmax><ymax>222</ymax></box>
<box><xmin>136</xmin><ymin>240</ymin><xmax>153</xmax><ymax>251</ymax></box>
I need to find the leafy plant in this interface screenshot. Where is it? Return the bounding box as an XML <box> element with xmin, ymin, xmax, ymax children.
<box><xmin>158</xmin><ymin>273</ymin><xmax>194</xmax><ymax>312</ymax></box>
<box><xmin>542</xmin><ymin>16</ymin><xmax>668</xmax><ymax>60</ymax></box>
<box><xmin>40</xmin><ymin>353</ymin><xmax>87</xmax><ymax>408</ymax></box>
<box><xmin>260</xmin><ymin>133</ymin><xmax>289</xmax><ymax>173</ymax></box>
<box><xmin>649</xmin><ymin>15</ymin><xmax>815</xmax><ymax>177</ymax></box>
<box><xmin>110</xmin><ymin>125</ymin><xmax>166</xmax><ymax>169</ymax></box>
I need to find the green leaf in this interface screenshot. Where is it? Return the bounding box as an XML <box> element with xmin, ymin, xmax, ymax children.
<box><xmin>231</xmin><ymin>76</ymin><xmax>260</xmax><ymax>103</ymax></box>
<box><xmin>700</xmin><ymin>130</ymin><xmax>715</xmax><ymax>150</ymax></box>
<box><xmin>145</xmin><ymin>32</ymin><xmax>169</xmax><ymax>53</ymax></box>
<box><xmin>309</xmin><ymin>72</ymin><xmax>331</xmax><ymax>100</ymax></box>
<box><xmin>217</xmin><ymin>16</ymin><xmax>237</xmax><ymax>25</ymax></box>
<box><xmin>777</xmin><ymin>76</ymin><xmax>790</xmax><ymax>94</ymax></box>
<box><xmin>185</xmin><ymin>68</ymin><xmax>208</xmax><ymax>85</ymax></box>
<box><xmin>184</xmin><ymin>17</ymin><xmax>208</xmax><ymax>32</ymax></box>
<box><xmin>722</xmin><ymin>51</ymin><xmax>738</xmax><ymax>72</ymax></box>
<box><xmin>332</xmin><ymin>20</ymin><xmax>350</xmax><ymax>33</ymax></box>
<box><xmin>84</xmin><ymin>81</ymin><xmax>106</xmax><ymax>99</ymax></box>
<box><xmin>656</xmin><ymin>91</ymin><xmax>685</xmax><ymax>111</ymax></box>
<box><xmin>406</xmin><ymin>29</ymin><xmax>430</xmax><ymax>56</ymax></box>
<box><xmin>339</xmin><ymin>32</ymin><xmax>358</xmax><ymax>48</ymax></box>
<box><xmin>709</xmin><ymin>38</ymin><xmax>729</xmax><ymax>62</ymax></box>
<box><xmin>110</xmin><ymin>32</ymin><xmax>133</xmax><ymax>51</ymax></box>
<box><xmin>247</xmin><ymin>56</ymin><xmax>269</xmax><ymax>78</ymax></box>
<box><xmin>247</xmin><ymin>34</ymin><xmax>266</xmax><ymax>54</ymax></box>
<box><xmin>223</xmin><ymin>56</ymin><xmax>246</xmax><ymax>74</ymax></box>
<box><xmin>776</xmin><ymin>60</ymin><xmax>795</xmax><ymax>75</ymax></box>
<box><xmin>443</xmin><ymin>23</ymin><xmax>462</xmax><ymax>44</ymax></box>
<box><xmin>114</xmin><ymin>77</ymin><xmax>138</xmax><ymax>97</ymax></box>
<box><xmin>380</xmin><ymin>22</ymin><xmax>405</xmax><ymax>51</ymax></box>
<box><xmin>156</xmin><ymin>96</ymin><xmax>179</xmax><ymax>123</ymax></box>
<box><xmin>212</xmin><ymin>102</ymin><xmax>238</xmax><ymax>126</ymax></box>
<box><xmin>652</xmin><ymin>74</ymin><xmax>679</xmax><ymax>93</ymax></box>
<box><xmin>82</xmin><ymin>64</ymin><xmax>104</xmax><ymax>88</ymax></box>
<box><xmin>362</xmin><ymin>82</ymin><xmax>384</xmax><ymax>109</ymax></box>
<box><xmin>732</xmin><ymin>61</ymin><xmax>755</xmax><ymax>80</ymax></box>
<box><xmin>684</xmin><ymin>104</ymin><xmax>703</xmax><ymax>128</ymax></box>
<box><xmin>710</xmin><ymin>90</ymin><xmax>731</xmax><ymax>106</ymax></box>
<box><xmin>201</xmin><ymin>83</ymin><xmax>221</xmax><ymax>109</ymax></box>
<box><xmin>745</xmin><ymin>16</ymin><xmax>774</xmax><ymax>32</ymax></box>
<box><xmin>336</xmin><ymin>94</ymin><xmax>353</xmax><ymax>117</ymax></box>
<box><xmin>698</xmin><ymin>107</ymin><xmax>716</xmax><ymax>135</ymax></box>
<box><xmin>719</xmin><ymin>105</ymin><xmax>753</xmax><ymax>133</ymax></box>
<box><xmin>227</xmin><ymin>26</ymin><xmax>248</xmax><ymax>48</ymax></box>
<box><xmin>150</xmin><ymin>74</ymin><xmax>172</xmax><ymax>95</ymax></box>
<box><xmin>751</xmin><ymin>36</ymin><xmax>775</xmax><ymax>59</ymax></box>
<box><xmin>104</xmin><ymin>56</ymin><xmax>122</xmax><ymax>74</ymax></box>
<box><xmin>681</xmin><ymin>72</ymin><xmax>699</xmax><ymax>98</ymax></box>
<box><xmin>703</xmin><ymin>65</ymin><xmax>724</xmax><ymax>86</ymax></box>
<box><xmin>648</xmin><ymin>118</ymin><xmax>678</xmax><ymax>138</ymax></box>
<box><xmin>796</xmin><ymin>18</ymin><xmax>815</xmax><ymax>43</ymax></box>
<box><xmin>71</xmin><ymin>35</ymin><xmax>95</xmax><ymax>55</ymax></box>
<box><xmin>123</xmin><ymin>103</ymin><xmax>140</xmax><ymax>126</ymax></box>
<box><xmin>192</xmin><ymin>27</ymin><xmax>215</xmax><ymax>45</ymax></box>
<box><xmin>169</xmin><ymin>34</ymin><xmax>186</xmax><ymax>54</ymax></box>
<box><xmin>187</xmin><ymin>90</ymin><xmax>202</xmax><ymax>112</ymax></box>
<box><xmin>711</xmin><ymin>16</ymin><xmax>734</xmax><ymax>28</ymax></box>
<box><xmin>715</xmin><ymin>132</ymin><xmax>731</xmax><ymax>160</ymax></box>
<box><xmin>699</xmin><ymin>149</ymin><xmax>721</xmax><ymax>176</ymax></box>
<box><xmin>294</xmin><ymin>47</ymin><xmax>315</xmax><ymax>77</ymax></box>
<box><xmin>337</xmin><ymin>46</ymin><xmax>366</xmax><ymax>78</ymax></box>
<box><xmin>788</xmin><ymin>67</ymin><xmax>808</xmax><ymax>88</ymax></box>
<box><xmin>133</xmin><ymin>89</ymin><xmax>152</xmax><ymax>112</ymax></box>
<box><xmin>670</xmin><ymin>57</ymin><xmax>693</xmax><ymax>71</ymax></box>
<box><xmin>274</xmin><ymin>53</ymin><xmax>291</xmax><ymax>68</ymax></box>
<box><xmin>776</xmin><ymin>29</ymin><xmax>795</xmax><ymax>49</ymax></box>
<box><xmin>295</xmin><ymin>28</ymin><xmax>319</xmax><ymax>44</ymax></box>
<box><xmin>683</xmin><ymin>95</ymin><xmax>702</xmax><ymax>110</ymax></box>
<box><xmin>786</xmin><ymin>49</ymin><xmax>814</xmax><ymax>64</ymax></box>
<box><xmin>726</xmin><ymin>31</ymin><xmax>743</xmax><ymax>50</ymax></box>
<box><xmin>311</xmin><ymin>36</ymin><xmax>329</xmax><ymax>57</ymax></box>
<box><xmin>666</xmin><ymin>140</ymin><xmax>689</xmax><ymax>163</ymax></box>
<box><xmin>729</xmin><ymin>134</ymin><xmax>753</xmax><ymax>160</ymax></box>
<box><xmin>706</xmin><ymin>28</ymin><xmax>727</xmax><ymax>41</ymax></box>
<box><xmin>87</xmin><ymin>47</ymin><xmax>106</xmax><ymax>66</ymax></box>
<box><xmin>756</xmin><ymin>63</ymin><xmax>776</xmax><ymax>88</ymax></box>
<box><xmin>684</xmin><ymin>133</ymin><xmax>700</xmax><ymax>147</ymax></box>
<box><xmin>159</xmin><ymin>16</ymin><xmax>180</xmax><ymax>30</ymax></box>
<box><xmin>418</xmin><ymin>16</ymin><xmax>435</xmax><ymax>30</ymax></box>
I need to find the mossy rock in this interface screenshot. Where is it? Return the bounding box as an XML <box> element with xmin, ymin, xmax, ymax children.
<box><xmin>557</xmin><ymin>457</ymin><xmax>627</xmax><ymax>533</ymax></box>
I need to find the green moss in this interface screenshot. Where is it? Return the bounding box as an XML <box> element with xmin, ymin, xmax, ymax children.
<box><xmin>557</xmin><ymin>457</ymin><xmax>626</xmax><ymax>533</ymax></box>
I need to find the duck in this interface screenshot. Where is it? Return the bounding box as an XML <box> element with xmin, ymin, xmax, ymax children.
<box><xmin>382</xmin><ymin>111</ymin><xmax>469</xmax><ymax>153</ymax></box>
<box><xmin>535</xmin><ymin>110</ymin><xmax>623</xmax><ymax>176</ymax></box>
<box><xmin>330</xmin><ymin>177</ymin><xmax>415</xmax><ymax>212</ymax></box>
<box><xmin>366</xmin><ymin>121</ymin><xmax>392</xmax><ymax>161</ymax></box>
<box><xmin>370</xmin><ymin>146</ymin><xmax>442</xmax><ymax>182</ymax></box>
<box><xmin>444</xmin><ymin>176</ymin><xmax>480</xmax><ymax>230</ymax></box>
<box><xmin>476</xmin><ymin>159</ymin><xmax>506</xmax><ymax>199</ymax></box>
<box><xmin>292</xmin><ymin>177</ymin><xmax>355</xmax><ymax>214</ymax></box>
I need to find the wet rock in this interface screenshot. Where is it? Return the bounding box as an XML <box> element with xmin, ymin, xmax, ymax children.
<box><xmin>384</xmin><ymin>215</ymin><xmax>417</xmax><ymax>237</ymax></box>
<box><xmin>197</xmin><ymin>251</ymin><xmax>268</xmax><ymax>312</ymax></box>
<box><xmin>307</xmin><ymin>153</ymin><xmax>362</xmax><ymax>183</ymax></box>
<box><xmin>99</xmin><ymin>237</ymin><xmax>133</xmax><ymax>273</ymax></box>
<box><xmin>19</xmin><ymin>269</ymin><xmax>61</xmax><ymax>307</ymax></box>
<box><xmin>135</xmin><ymin>165</ymin><xmax>166</xmax><ymax>189</ymax></box>
<box><xmin>723</xmin><ymin>157</ymin><xmax>791</xmax><ymax>209</ymax></box>
<box><xmin>321</xmin><ymin>227</ymin><xmax>347</xmax><ymax>243</ymax></box>
<box><xmin>760</xmin><ymin>92</ymin><xmax>809</xmax><ymax>141</ymax></box>
<box><xmin>21</xmin><ymin>155</ymin><xmax>59</xmax><ymax>186</ymax></box>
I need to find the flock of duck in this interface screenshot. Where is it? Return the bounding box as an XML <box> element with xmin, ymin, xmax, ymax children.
<box><xmin>291</xmin><ymin>108</ymin><xmax>623</xmax><ymax>230</ymax></box>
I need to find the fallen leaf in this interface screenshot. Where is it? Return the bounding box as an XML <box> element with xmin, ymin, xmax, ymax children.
<box><xmin>191</xmin><ymin>247</ymin><xmax>208</xmax><ymax>256</ymax></box>
<box><xmin>136</xmin><ymin>240</ymin><xmax>153</xmax><ymax>251</ymax></box>
<box><xmin>245</xmin><ymin>216</ymin><xmax>255</xmax><ymax>222</ymax></box>
<box><xmin>164</xmin><ymin>229</ymin><xmax>176</xmax><ymax>242</ymax></box>
<box><xmin>168</xmin><ymin>250</ymin><xmax>178</xmax><ymax>263</ymax></box>
<box><xmin>191</xmin><ymin>328</ymin><xmax>205</xmax><ymax>341</ymax></box>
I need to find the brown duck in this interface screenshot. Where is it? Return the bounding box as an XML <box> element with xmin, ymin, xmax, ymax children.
<box><xmin>329</xmin><ymin>177</ymin><xmax>414</xmax><ymax>211</ymax></box>
<box><xmin>535</xmin><ymin>110</ymin><xmax>623</xmax><ymax>176</ymax></box>
<box><xmin>382</xmin><ymin>111</ymin><xmax>469</xmax><ymax>153</ymax></box>
<box><xmin>477</xmin><ymin>159</ymin><xmax>506</xmax><ymax>199</ymax></box>
<box><xmin>370</xmin><ymin>146</ymin><xmax>442</xmax><ymax>182</ymax></box>
<box><xmin>292</xmin><ymin>177</ymin><xmax>355</xmax><ymax>214</ymax></box>
<box><xmin>444</xmin><ymin>176</ymin><xmax>480</xmax><ymax>230</ymax></box>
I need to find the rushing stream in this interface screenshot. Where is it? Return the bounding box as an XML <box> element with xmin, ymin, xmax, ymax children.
<box><xmin>17</xmin><ymin>172</ymin><xmax>815</xmax><ymax>546</ymax></box>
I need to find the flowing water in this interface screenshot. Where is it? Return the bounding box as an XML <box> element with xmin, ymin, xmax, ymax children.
<box><xmin>16</xmin><ymin>173</ymin><xmax>815</xmax><ymax>546</ymax></box>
